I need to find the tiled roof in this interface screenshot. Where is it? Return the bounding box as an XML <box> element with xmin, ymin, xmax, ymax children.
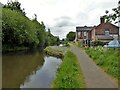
<box><xmin>96</xmin><ymin>35</ymin><xmax>114</xmax><ymax>40</ymax></box>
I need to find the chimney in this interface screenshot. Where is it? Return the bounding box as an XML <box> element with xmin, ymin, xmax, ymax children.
<box><xmin>100</xmin><ymin>16</ymin><xmax>105</xmax><ymax>24</ymax></box>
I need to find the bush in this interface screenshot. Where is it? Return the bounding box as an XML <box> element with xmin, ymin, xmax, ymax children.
<box><xmin>93</xmin><ymin>41</ymin><xmax>106</xmax><ymax>46</ymax></box>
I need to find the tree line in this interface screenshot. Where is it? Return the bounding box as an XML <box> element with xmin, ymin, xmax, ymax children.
<box><xmin>2</xmin><ymin>0</ymin><xmax>60</xmax><ymax>52</ymax></box>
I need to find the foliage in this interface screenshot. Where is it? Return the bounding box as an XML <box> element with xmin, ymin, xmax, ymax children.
<box><xmin>2</xmin><ymin>8</ymin><xmax>46</xmax><ymax>50</ymax></box>
<box><xmin>64</xmin><ymin>42</ymin><xmax>70</xmax><ymax>47</ymax></box>
<box><xmin>66</xmin><ymin>31</ymin><xmax>76</xmax><ymax>41</ymax></box>
<box><xmin>32</xmin><ymin>19</ymin><xmax>46</xmax><ymax>48</ymax></box>
<box><xmin>60</xmin><ymin>39</ymin><xmax>70</xmax><ymax>47</ymax></box>
<box><xmin>86</xmin><ymin>47</ymin><xmax>119</xmax><ymax>80</ymax></box>
<box><xmin>3</xmin><ymin>0</ymin><xmax>26</xmax><ymax>15</ymax></box>
<box><xmin>103</xmin><ymin>1</ymin><xmax>120</xmax><ymax>24</ymax></box>
<box><xmin>52</xmin><ymin>50</ymin><xmax>85</xmax><ymax>88</ymax></box>
<box><xmin>2</xmin><ymin>1</ymin><xmax>60</xmax><ymax>51</ymax></box>
<box><xmin>46</xmin><ymin>29</ymin><xmax>60</xmax><ymax>46</ymax></box>
<box><xmin>44</xmin><ymin>46</ymin><xmax>64</xmax><ymax>53</ymax></box>
<box><xmin>76</xmin><ymin>41</ymin><xmax>83</xmax><ymax>48</ymax></box>
<box><xmin>92</xmin><ymin>40</ymin><xmax>106</xmax><ymax>46</ymax></box>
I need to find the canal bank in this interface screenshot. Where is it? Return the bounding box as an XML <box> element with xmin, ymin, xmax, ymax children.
<box><xmin>46</xmin><ymin>46</ymin><xmax>85</xmax><ymax>88</ymax></box>
<box><xmin>3</xmin><ymin>45</ymin><xmax>85</xmax><ymax>88</ymax></box>
<box><xmin>52</xmin><ymin>49</ymin><xmax>85</xmax><ymax>88</ymax></box>
<box><xmin>44</xmin><ymin>46</ymin><xmax>66</xmax><ymax>58</ymax></box>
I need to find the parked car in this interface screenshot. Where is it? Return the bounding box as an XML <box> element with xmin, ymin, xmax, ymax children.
<box><xmin>104</xmin><ymin>40</ymin><xmax>120</xmax><ymax>49</ymax></box>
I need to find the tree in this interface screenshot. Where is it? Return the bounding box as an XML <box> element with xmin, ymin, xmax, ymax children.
<box><xmin>66</xmin><ymin>31</ymin><xmax>76</xmax><ymax>41</ymax></box>
<box><xmin>44</xmin><ymin>28</ymin><xmax>60</xmax><ymax>46</ymax></box>
<box><xmin>3</xmin><ymin>0</ymin><xmax>26</xmax><ymax>15</ymax></box>
<box><xmin>103</xmin><ymin>1</ymin><xmax>120</xmax><ymax>24</ymax></box>
<box><xmin>2</xmin><ymin>7</ymin><xmax>47</xmax><ymax>50</ymax></box>
<box><xmin>48</xmin><ymin>28</ymin><xmax>51</xmax><ymax>33</ymax></box>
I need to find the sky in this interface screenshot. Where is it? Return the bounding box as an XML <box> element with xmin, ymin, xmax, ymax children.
<box><xmin>0</xmin><ymin>0</ymin><xmax>118</xmax><ymax>39</ymax></box>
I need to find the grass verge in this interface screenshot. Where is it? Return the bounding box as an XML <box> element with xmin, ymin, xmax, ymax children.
<box><xmin>85</xmin><ymin>47</ymin><xmax>119</xmax><ymax>82</ymax></box>
<box><xmin>52</xmin><ymin>49</ymin><xmax>85</xmax><ymax>88</ymax></box>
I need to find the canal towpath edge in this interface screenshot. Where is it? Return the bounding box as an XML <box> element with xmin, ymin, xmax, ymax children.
<box><xmin>70</xmin><ymin>44</ymin><xmax>118</xmax><ymax>88</ymax></box>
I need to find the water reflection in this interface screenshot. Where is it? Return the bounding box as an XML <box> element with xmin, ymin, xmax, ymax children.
<box><xmin>20</xmin><ymin>57</ymin><xmax>62</xmax><ymax>88</ymax></box>
<box><xmin>2</xmin><ymin>51</ymin><xmax>62</xmax><ymax>88</ymax></box>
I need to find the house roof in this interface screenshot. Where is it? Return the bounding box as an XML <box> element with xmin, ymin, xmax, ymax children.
<box><xmin>95</xmin><ymin>22</ymin><xmax>119</xmax><ymax>29</ymax></box>
<box><xmin>96</xmin><ymin>35</ymin><xmax>114</xmax><ymax>40</ymax></box>
<box><xmin>76</xmin><ymin>26</ymin><xmax>93</xmax><ymax>32</ymax></box>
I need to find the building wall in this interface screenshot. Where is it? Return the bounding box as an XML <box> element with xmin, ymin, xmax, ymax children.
<box><xmin>76</xmin><ymin>31</ymin><xmax>92</xmax><ymax>40</ymax></box>
<box><xmin>95</xmin><ymin>23</ymin><xmax>119</xmax><ymax>35</ymax></box>
<box><xmin>91</xmin><ymin>28</ymin><xmax>96</xmax><ymax>41</ymax></box>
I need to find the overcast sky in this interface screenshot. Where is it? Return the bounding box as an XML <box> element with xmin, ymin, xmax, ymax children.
<box><xmin>1</xmin><ymin>0</ymin><xmax>118</xmax><ymax>39</ymax></box>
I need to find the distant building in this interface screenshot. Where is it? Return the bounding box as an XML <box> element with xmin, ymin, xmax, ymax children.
<box><xmin>75</xmin><ymin>26</ymin><xmax>93</xmax><ymax>43</ymax></box>
<box><xmin>92</xmin><ymin>17</ymin><xmax>119</xmax><ymax>42</ymax></box>
<box><xmin>76</xmin><ymin>16</ymin><xmax>119</xmax><ymax>45</ymax></box>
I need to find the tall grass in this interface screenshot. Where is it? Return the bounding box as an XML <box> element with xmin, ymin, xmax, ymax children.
<box><xmin>52</xmin><ymin>50</ymin><xmax>85</xmax><ymax>88</ymax></box>
<box><xmin>85</xmin><ymin>47</ymin><xmax>119</xmax><ymax>80</ymax></box>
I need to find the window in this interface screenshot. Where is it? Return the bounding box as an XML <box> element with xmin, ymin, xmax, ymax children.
<box><xmin>78</xmin><ymin>32</ymin><xmax>81</xmax><ymax>36</ymax></box>
<box><xmin>78</xmin><ymin>32</ymin><xmax>81</xmax><ymax>39</ymax></box>
<box><xmin>84</xmin><ymin>32</ymin><xmax>87</xmax><ymax>36</ymax></box>
<box><xmin>84</xmin><ymin>32</ymin><xmax>87</xmax><ymax>39</ymax></box>
<box><xmin>105</xmin><ymin>30</ymin><xmax>109</xmax><ymax>36</ymax></box>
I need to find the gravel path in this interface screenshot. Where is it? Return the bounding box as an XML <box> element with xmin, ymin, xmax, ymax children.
<box><xmin>70</xmin><ymin>44</ymin><xmax>118</xmax><ymax>88</ymax></box>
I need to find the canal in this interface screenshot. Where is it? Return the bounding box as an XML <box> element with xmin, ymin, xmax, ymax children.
<box><xmin>2</xmin><ymin>50</ymin><xmax>62</xmax><ymax>88</ymax></box>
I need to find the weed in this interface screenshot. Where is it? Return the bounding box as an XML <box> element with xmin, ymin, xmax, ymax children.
<box><xmin>52</xmin><ymin>50</ymin><xmax>85</xmax><ymax>88</ymax></box>
<box><xmin>85</xmin><ymin>47</ymin><xmax>119</xmax><ymax>80</ymax></box>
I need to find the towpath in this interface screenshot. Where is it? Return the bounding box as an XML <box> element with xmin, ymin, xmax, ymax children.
<box><xmin>70</xmin><ymin>44</ymin><xmax>118</xmax><ymax>88</ymax></box>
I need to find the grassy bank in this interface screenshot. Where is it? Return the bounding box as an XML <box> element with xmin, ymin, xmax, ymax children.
<box><xmin>85</xmin><ymin>47</ymin><xmax>119</xmax><ymax>81</ymax></box>
<box><xmin>44</xmin><ymin>46</ymin><xmax>65</xmax><ymax>58</ymax></box>
<box><xmin>44</xmin><ymin>46</ymin><xmax>64</xmax><ymax>53</ymax></box>
<box><xmin>52</xmin><ymin>49</ymin><xmax>85</xmax><ymax>88</ymax></box>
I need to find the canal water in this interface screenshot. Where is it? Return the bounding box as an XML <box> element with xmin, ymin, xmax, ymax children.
<box><xmin>2</xmin><ymin>50</ymin><xmax>62</xmax><ymax>88</ymax></box>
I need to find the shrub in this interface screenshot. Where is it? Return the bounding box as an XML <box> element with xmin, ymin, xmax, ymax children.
<box><xmin>93</xmin><ymin>41</ymin><xmax>106</xmax><ymax>46</ymax></box>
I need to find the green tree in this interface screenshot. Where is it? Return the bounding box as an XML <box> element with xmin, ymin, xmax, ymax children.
<box><xmin>2</xmin><ymin>0</ymin><xmax>60</xmax><ymax>51</ymax></box>
<box><xmin>3</xmin><ymin>0</ymin><xmax>25</xmax><ymax>15</ymax></box>
<box><xmin>2</xmin><ymin>7</ymin><xmax>47</xmax><ymax>50</ymax></box>
<box><xmin>48</xmin><ymin>28</ymin><xmax>51</xmax><ymax>33</ymax></box>
<box><xmin>104</xmin><ymin>1</ymin><xmax>120</xmax><ymax>24</ymax></box>
<box><xmin>45</xmin><ymin>28</ymin><xmax>60</xmax><ymax>46</ymax></box>
<box><xmin>32</xmin><ymin>19</ymin><xmax>46</xmax><ymax>48</ymax></box>
<box><xmin>66</xmin><ymin>31</ymin><xmax>76</xmax><ymax>41</ymax></box>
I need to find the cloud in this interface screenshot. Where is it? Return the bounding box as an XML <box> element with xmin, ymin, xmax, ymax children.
<box><xmin>1</xmin><ymin>0</ymin><xmax>118</xmax><ymax>39</ymax></box>
<box><xmin>54</xmin><ymin>16</ymin><xmax>75</xmax><ymax>27</ymax></box>
<box><xmin>50</xmin><ymin>25</ymin><xmax>76</xmax><ymax>39</ymax></box>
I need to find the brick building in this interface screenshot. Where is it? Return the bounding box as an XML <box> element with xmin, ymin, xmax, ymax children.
<box><xmin>75</xmin><ymin>26</ymin><xmax>93</xmax><ymax>46</ymax></box>
<box><xmin>76</xmin><ymin>16</ymin><xmax>119</xmax><ymax>44</ymax></box>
